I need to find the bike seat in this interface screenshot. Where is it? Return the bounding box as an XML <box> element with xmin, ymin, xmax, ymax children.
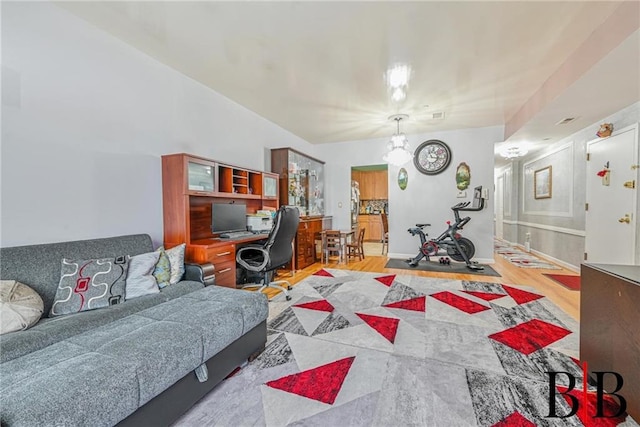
<box><xmin>415</xmin><ymin>223</ymin><xmax>431</xmax><ymax>227</ymax></box>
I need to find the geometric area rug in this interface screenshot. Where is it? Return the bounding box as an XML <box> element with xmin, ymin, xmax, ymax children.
<box><xmin>173</xmin><ymin>269</ymin><xmax>636</xmax><ymax>427</ymax></box>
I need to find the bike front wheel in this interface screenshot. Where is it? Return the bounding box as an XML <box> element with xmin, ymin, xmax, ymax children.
<box><xmin>447</xmin><ymin>237</ymin><xmax>475</xmax><ymax>262</ymax></box>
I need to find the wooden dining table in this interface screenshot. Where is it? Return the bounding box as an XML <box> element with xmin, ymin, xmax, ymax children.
<box><xmin>320</xmin><ymin>229</ymin><xmax>355</xmax><ymax>264</ymax></box>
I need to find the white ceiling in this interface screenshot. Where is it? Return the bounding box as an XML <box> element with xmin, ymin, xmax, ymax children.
<box><xmin>57</xmin><ymin>1</ymin><xmax>640</xmax><ymax>162</ymax></box>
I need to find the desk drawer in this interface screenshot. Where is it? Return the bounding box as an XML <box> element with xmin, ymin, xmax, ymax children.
<box><xmin>206</xmin><ymin>244</ymin><xmax>235</xmax><ymax>263</ymax></box>
<box><xmin>213</xmin><ymin>259</ymin><xmax>237</xmax><ymax>288</ymax></box>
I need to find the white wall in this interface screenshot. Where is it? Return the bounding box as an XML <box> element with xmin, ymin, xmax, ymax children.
<box><xmin>1</xmin><ymin>2</ymin><xmax>317</xmax><ymax>247</ymax></box>
<box><xmin>316</xmin><ymin>126</ymin><xmax>502</xmax><ymax>262</ymax></box>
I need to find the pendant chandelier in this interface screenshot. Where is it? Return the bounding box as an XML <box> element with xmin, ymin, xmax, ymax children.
<box><xmin>383</xmin><ymin>114</ymin><xmax>412</xmax><ymax>166</ymax></box>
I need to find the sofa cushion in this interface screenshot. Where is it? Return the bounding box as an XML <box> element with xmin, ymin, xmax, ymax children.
<box><xmin>137</xmin><ymin>294</ymin><xmax>244</xmax><ymax>361</ymax></box>
<box><xmin>153</xmin><ymin>247</ymin><xmax>172</xmax><ymax>289</ymax></box>
<box><xmin>159</xmin><ymin>279</ymin><xmax>204</xmax><ymax>300</ymax></box>
<box><xmin>66</xmin><ymin>315</ymin><xmax>203</xmax><ymax>406</ymax></box>
<box><xmin>0</xmin><ymin>341</ymin><xmax>140</xmax><ymax>427</ymax></box>
<box><xmin>50</xmin><ymin>256</ymin><xmax>130</xmax><ymax>317</ymax></box>
<box><xmin>125</xmin><ymin>251</ymin><xmax>161</xmax><ymax>300</ymax></box>
<box><xmin>183</xmin><ymin>286</ymin><xmax>269</xmax><ymax>334</ymax></box>
<box><xmin>1</xmin><ymin>293</ymin><xmax>167</xmax><ymax>363</ymax></box>
<box><xmin>0</xmin><ymin>234</ymin><xmax>154</xmax><ymax>314</ymax></box>
<box><xmin>0</xmin><ymin>280</ymin><xmax>44</xmax><ymax>334</ymax></box>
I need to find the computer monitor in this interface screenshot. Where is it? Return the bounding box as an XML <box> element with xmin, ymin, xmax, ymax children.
<box><xmin>211</xmin><ymin>203</ymin><xmax>247</xmax><ymax>234</ymax></box>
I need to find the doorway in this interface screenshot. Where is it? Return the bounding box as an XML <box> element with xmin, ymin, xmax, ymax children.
<box><xmin>351</xmin><ymin>164</ymin><xmax>389</xmax><ymax>255</ymax></box>
<box><xmin>585</xmin><ymin>125</ymin><xmax>639</xmax><ymax>264</ymax></box>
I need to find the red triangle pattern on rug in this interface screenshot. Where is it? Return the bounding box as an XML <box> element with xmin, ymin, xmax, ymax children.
<box><xmin>543</xmin><ymin>273</ymin><xmax>581</xmax><ymax>291</ymax></box>
<box><xmin>356</xmin><ymin>313</ymin><xmax>400</xmax><ymax>343</ymax></box>
<box><xmin>491</xmin><ymin>411</ymin><xmax>536</xmax><ymax>427</ymax></box>
<box><xmin>265</xmin><ymin>356</ymin><xmax>355</xmax><ymax>405</ymax></box>
<box><xmin>488</xmin><ymin>318</ymin><xmax>571</xmax><ymax>355</ymax></box>
<box><xmin>313</xmin><ymin>269</ymin><xmax>334</xmax><ymax>277</ymax></box>
<box><xmin>557</xmin><ymin>386</ymin><xmax>629</xmax><ymax>426</ymax></box>
<box><xmin>502</xmin><ymin>285</ymin><xmax>544</xmax><ymax>305</ymax></box>
<box><xmin>375</xmin><ymin>275</ymin><xmax>396</xmax><ymax>287</ymax></box>
<box><xmin>293</xmin><ymin>299</ymin><xmax>335</xmax><ymax>312</ymax></box>
<box><xmin>383</xmin><ymin>296</ymin><xmax>426</xmax><ymax>312</ymax></box>
<box><xmin>430</xmin><ymin>291</ymin><xmax>490</xmax><ymax>314</ymax></box>
<box><xmin>461</xmin><ymin>290</ymin><xmax>506</xmax><ymax>302</ymax></box>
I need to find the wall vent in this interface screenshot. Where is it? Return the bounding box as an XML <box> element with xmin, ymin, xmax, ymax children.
<box><xmin>555</xmin><ymin>117</ymin><xmax>576</xmax><ymax>125</ymax></box>
<box><xmin>431</xmin><ymin>111</ymin><xmax>445</xmax><ymax>120</ymax></box>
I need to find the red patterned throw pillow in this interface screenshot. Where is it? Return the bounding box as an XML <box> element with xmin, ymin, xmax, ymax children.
<box><xmin>49</xmin><ymin>256</ymin><xmax>129</xmax><ymax>317</ymax></box>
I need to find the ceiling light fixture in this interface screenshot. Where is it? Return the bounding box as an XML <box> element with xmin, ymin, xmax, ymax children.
<box><xmin>499</xmin><ymin>144</ymin><xmax>529</xmax><ymax>160</ymax></box>
<box><xmin>383</xmin><ymin>114</ymin><xmax>412</xmax><ymax>166</ymax></box>
<box><xmin>385</xmin><ymin>64</ymin><xmax>411</xmax><ymax>103</ymax></box>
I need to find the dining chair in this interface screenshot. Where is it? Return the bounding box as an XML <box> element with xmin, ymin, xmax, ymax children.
<box><xmin>381</xmin><ymin>213</ymin><xmax>389</xmax><ymax>255</ymax></box>
<box><xmin>346</xmin><ymin>227</ymin><xmax>366</xmax><ymax>261</ymax></box>
<box><xmin>322</xmin><ymin>230</ymin><xmax>342</xmax><ymax>263</ymax></box>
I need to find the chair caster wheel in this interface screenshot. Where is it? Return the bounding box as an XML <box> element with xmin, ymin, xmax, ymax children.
<box><xmin>286</xmin><ymin>295</ymin><xmax>292</xmax><ymax>301</ymax></box>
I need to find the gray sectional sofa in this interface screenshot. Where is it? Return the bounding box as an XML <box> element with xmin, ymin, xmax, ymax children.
<box><xmin>0</xmin><ymin>234</ymin><xmax>269</xmax><ymax>427</ymax></box>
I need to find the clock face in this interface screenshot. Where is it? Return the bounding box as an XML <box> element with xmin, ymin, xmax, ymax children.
<box><xmin>413</xmin><ymin>140</ymin><xmax>452</xmax><ymax>175</ymax></box>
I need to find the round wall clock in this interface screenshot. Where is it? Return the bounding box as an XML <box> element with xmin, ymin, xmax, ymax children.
<box><xmin>413</xmin><ymin>140</ymin><xmax>452</xmax><ymax>175</ymax></box>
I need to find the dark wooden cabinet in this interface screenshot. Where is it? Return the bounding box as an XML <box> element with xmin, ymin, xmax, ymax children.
<box><xmin>580</xmin><ymin>263</ymin><xmax>640</xmax><ymax>421</ymax></box>
<box><xmin>295</xmin><ymin>217</ymin><xmax>323</xmax><ymax>270</ymax></box>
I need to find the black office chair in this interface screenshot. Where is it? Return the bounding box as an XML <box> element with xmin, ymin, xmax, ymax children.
<box><xmin>236</xmin><ymin>205</ymin><xmax>300</xmax><ymax>301</ymax></box>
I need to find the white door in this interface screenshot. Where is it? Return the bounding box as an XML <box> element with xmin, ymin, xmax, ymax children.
<box><xmin>585</xmin><ymin>125</ymin><xmax>639</xmax><ymax>264</ymax></box>
<box><xmin>495</xmin><ymin>175</ymin><xmax>504</xmax><ymax>239</ymax></box>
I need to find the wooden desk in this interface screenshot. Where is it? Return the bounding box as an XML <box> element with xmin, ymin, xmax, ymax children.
<box><xmin>581</xmin><ymin>263</ymin><xmax>640</xmax><ymax>420</ymax></box>
<box><xmin>187</xmin><ymin>235</ymin><xmax>268</xmax><ymax>288</ymax></box>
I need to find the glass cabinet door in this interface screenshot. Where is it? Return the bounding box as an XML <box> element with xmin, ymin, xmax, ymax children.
<box><xmin>187</xmin><ymin>160</ymin><xmax>215</xmax><ymax>193</ymax></box>
<box><xmin>263</xmin><ymin>174</ymin><xmax>278</xmax><ymax>198</ymax></box>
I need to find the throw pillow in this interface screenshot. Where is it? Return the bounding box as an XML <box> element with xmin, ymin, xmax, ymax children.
<box><xmin>0</xmin><ymin>280</ymin><xmax>44</xmax><ymax>334</ymax></box>
<box><xmin>166</xmin><ymin>243</ymin><xmax>186</xmax><ymax>285</ymax></box>
<box><xmin>49</xmin><ymin>256</ymin><xmax>129</xmax><ymax>317</ymax></box>
<box><xmin>153</xmin><ymin>247</ymin><xmax>171</xmax><ymax>289</ymax></box>
<box><xmin>125</xmin><ymin>251</ymin><xmax>161</xmax><ymax>300</ymax></box>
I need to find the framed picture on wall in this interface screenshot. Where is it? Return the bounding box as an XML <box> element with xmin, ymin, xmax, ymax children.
<box><xmin>534</xmin><ymin>166</ymin><xmax>552</xmax><ymax>199</ymax></box>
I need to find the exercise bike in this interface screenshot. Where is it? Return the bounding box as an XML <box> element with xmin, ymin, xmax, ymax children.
<box><xmin>406</xmin><ymin>187</ymin><xmax>485</xmax><ymax>271</ymax></box>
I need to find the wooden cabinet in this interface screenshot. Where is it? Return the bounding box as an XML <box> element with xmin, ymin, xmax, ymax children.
<box><xmin>354</xmin><ymin>170</ymin><xmax>388</xmax><ymax>200</ymax></box>
<box><xmin>581</xmin><ymin>263</ymin><xmax>640</xmax><ymax>421</ymax></box>
<box><xmin>271</xmin><ymin>148</ymin><xmax>325</xmax><ymax>216</ymax></box>
<box><xmin>295</xmin><ymin>217</ymin><xmax>323</xmax><ymax>270</ymax></box>
<box><xmin>358</xmin><ymin>215</ymin><xmax>383</xmax><ymax>242</ymax></box>
<box><xmin>161</xmin><ymin>153</ymin><xmax>280</xmax><ymax>287</ymax></box>
<box><xmin>369</xmin><ymin>215</ymin><xmax>382</xmax><ymax>241</ymax></box>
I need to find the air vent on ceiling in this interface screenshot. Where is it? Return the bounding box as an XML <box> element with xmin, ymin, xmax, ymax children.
<box><xmin>430</xmin><ymin>111</ymin><xmax>445</xmax><ymax>120</ymax></box>
<box><xmin>556</xmin><ymin>117</ymin><xmax>576</xmax><ymax>125</ymax></box>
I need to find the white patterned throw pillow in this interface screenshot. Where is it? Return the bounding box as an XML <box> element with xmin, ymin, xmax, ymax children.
<box><xmin>166</xmin><ymin>243</ymin><xmax>186</xmax><ymax>285</ymax></box>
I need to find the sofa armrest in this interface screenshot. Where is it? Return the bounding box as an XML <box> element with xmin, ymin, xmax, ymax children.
<box><xmin>184</xmin><ymin>263</ymin><xmax>215</xmax><ymax>287</ymax></box>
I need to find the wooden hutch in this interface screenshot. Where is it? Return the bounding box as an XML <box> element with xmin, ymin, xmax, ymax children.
<box><xmin>161</xmin><ymin>153</ymin><xmax>279</xmax><ymax>287</ymax></box>
<box><xmin>271</xmin><ymin>148</ymin><xmax>332</xmax><ymax>270</ymax></box>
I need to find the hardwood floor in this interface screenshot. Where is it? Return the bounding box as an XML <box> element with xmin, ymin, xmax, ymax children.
<box><xmin>265</xmin><ymin>251</ymin><xmax>580</xmax><ymax>321</ymax></box>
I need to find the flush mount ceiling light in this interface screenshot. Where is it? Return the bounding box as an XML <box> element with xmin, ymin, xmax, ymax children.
<box><xmin>499</xmin><ymin>144</ymin><xmax>529</xmax><ymax>160</ymax></box>
<box><xmin>383</xmin><ymin>114</ymin><xmax>412</xmax><ymax>166</ymax></box>
<box><xmin>385</xmin><ymin>64</ymin><xmax>411</xmax><ymax>102</ymax></box>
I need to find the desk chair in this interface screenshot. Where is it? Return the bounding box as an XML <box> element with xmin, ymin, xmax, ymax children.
<box><xmin>236</xmin><ymin>206</ymin><xmax>300</xmax><ymax>301</ymax></box>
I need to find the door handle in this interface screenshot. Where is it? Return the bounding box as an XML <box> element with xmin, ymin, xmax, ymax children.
<box><xmin>623</xmin><ymin>180</ymin><xmax>636</xmax><ymax>189</ymax></box>
<box><xmin>618</xmin><ymin>214</ymin><xmax>631</xmax><ymax>224</ymax></box>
